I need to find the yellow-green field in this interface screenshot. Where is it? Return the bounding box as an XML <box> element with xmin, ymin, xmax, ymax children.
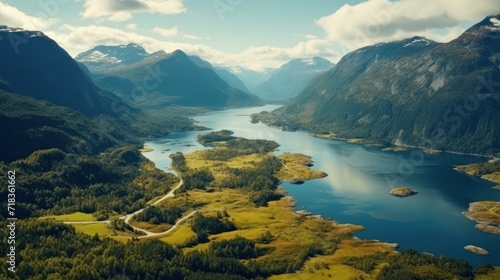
<box><xmin>476</xmin><ymin>267</ymin><xmax>500</xmax><ymax>280</ymax></box>
<box><xmin>269</xmin><ymin>239</ymin><xmax>396</xmax><ymax>280</ymax></box>
<box><xmin>483</xmin><ymin>172</ymin><xmax>500</xmax><ymax>186</ymax></box>
<box><xmin>33</xmin><ymin>137</ymin><xmax>500</xmax><ymax>278</ymax></box>
<box><xmin>160</xmin><ymin>225</ymin><xmax>197</xmax><ymax>245</ymax></box>
<box><xmin>139</xmin><ymin>146</ymin><xmax>154</xmax><ymax>153</ymax></box>
<box><xmin>455</xmin><ymin>164</ymin><xmax>481</xmax><ymax>176</ymax></box>
<box><xmin>129</xmin><ymin>219</ymin><xmax>172</xmax><ymax>233</ymax></box>
<box><xmin>40</xmin><ymin>212</ymin><xmax>96</xmax><ymax>221</ymax></box>
<box><xmin>277</xmin><ymin>153</ymin><xmax>327</xmax><ymax>181</ymax></box>
<box><xmin>157</xmin><ymin>148</ymin><xmax>396</xmax><ymax>278</ymax></box>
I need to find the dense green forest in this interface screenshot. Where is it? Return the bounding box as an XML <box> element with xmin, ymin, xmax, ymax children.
<box><xmin>197</xmin><ymin>130</ymin><xmax>280</xmax><ymax>160</ymax></box>
<box><xmin>0</xmin><ymin>219</ymin><xmax>266</xmax><ymax>280</ymax></box>
<box><xmin>344</xmin><ymin>250</ymin><xmax>495</xmax><ymax>280</ymax></box>
<box><xmin>0</xmin><ymin>146</ymin><xmax>177</xmax><ymax>218</ymax></box>
<box><xmin>3</xmin><ymin>220</ymin><xmax>492</xmax><ymax>280</ymax></box>
<box><xmin>134</xmin><ymin>205</ymin><xmax>183</xmax><ymax>225</ymax></box>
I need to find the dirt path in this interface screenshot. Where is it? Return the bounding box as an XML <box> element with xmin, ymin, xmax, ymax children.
<box><xmin>65</xmin><ymin>178</ymin><xmax>195</xmax><ymax>238</ymax></box>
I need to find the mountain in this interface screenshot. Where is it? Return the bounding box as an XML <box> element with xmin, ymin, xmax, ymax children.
<box><xmin>253</xmin><ymin>57</ymin><xmax>334</xmax><ymax>101</ymax></box>
<box><xmin>74</xmin><ymin>43</ymin><xmax>148</xmax><ymax>70</ymax></box>
<box><xmin>226</xmin><ymin>66</ymin><xmax>277</xmax><ymax>89</ymax></box>
<box><xmin>76</xmin><ymin>45</ymin><xmax>262</xmax><ymax>108</ymax></box>
<box><xmin>271</xmin><ymin>15</ymin><xmax>500</xmax><ymax>154</ymax></box>
<box><xmin>0</xmin><ymin>26</ymin><xmax>126</xmax><ymax>116</ymax></box>
<box><xmin>188</xmin><ymin>55</ymin><xmax>252</xmax><ymax>94</ymax></box>
<box><xmin>0</xmin><ymin>26</ymin><xmax>200</xmax><ymax>161</ymax></box>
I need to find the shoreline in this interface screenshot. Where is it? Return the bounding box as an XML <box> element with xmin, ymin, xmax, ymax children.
<box><xmin>311</xmin><ymin>132</ymin><xmax>494</xmax><ymax>158</ymax></box>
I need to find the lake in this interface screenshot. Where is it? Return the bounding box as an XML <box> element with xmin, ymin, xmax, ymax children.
<box><xmin>143</xmin><ymin>105</ymin><xmax>500</xmax><ymax>266</ymax></box>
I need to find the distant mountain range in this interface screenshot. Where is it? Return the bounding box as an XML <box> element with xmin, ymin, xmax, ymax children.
<box><xmin>188</xmin><ymin>55</ymin><xmax>251</xmax><ymax>94</ymax></box>
<box><xmin>225</xmin><ymin>66</ymin><xmax>276</xmax><ymax>90</ymax></box>
<box><xmin>76</xmin><ymin>44</ymin><xmax>262</xmax><ymax>109</ymax></box>
<box><xmin>268</xmin><ymin>15</ymin><xmax>500</xmax><ymax>154</ymax></box>
<box><xmin>252</xmin><ymin>57</ymin><xmax>334</xmax><ymax>101</ymax></box>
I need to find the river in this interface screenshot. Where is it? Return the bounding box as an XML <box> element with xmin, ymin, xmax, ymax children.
<box><xmin>143</xmin><ymin>105</ymin><xmax>500</xmax><ymax>266</ymax></box>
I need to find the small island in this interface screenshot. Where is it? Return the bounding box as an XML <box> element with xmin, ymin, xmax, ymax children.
<box><xmin>464</xmin><ymin>245</ymin><xmax>489</xmax><ymax>255</ymax></box>
<box><xmin>390</xmin><ymin>187</ymin><xmax>418</xmax><ymax>197</ymax></box>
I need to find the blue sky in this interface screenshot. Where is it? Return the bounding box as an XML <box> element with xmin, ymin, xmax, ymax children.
<box><xmin>1</xmin><ymin>0</ymin><xmax>499</xmax><ymax>70</ymax></box>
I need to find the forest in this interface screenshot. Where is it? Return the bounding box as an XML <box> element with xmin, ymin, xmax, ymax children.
<box><xmin>0</xmin><ymin>146</ymin><xmax>178</xmax><ymax>219</ymax></box>
<box><xmin>3</xmin><ymin>219</ymin><xmax>492</xmax><ymax>280</ymax></box>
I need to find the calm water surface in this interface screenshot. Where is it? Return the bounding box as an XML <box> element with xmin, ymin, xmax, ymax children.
<box><xmin>144</xmin><ymin>105</ymin><xmax>500</xmax><ymax>266</ymax></box>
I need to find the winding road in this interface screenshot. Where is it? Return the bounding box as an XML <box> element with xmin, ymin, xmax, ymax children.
<box><xmin>65</xmin><ymin>178</ymin><xmax>197</xmax><ymax>239</ymax></box>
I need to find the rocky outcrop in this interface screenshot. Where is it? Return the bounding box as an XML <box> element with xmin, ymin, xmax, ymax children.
<box><xmin>464</xmin><ymin>245</ymin><xmax>489</xmax><ymax>255</ymax></box>
<box><xmin>390</xmin><ymin>187</ymin><xmax>418</xmax><ymax>197</ymax></box>
<box><xmin>474</xmin><ymin>224</ymin><xmax>500</xmax><ymax>235</ymax></box>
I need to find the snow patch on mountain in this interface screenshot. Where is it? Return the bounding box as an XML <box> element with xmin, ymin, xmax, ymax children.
<box><xmin>77</xmin><ymin>50</ymin><xmax>121</xmax><ymax>64</ymax></box>
<box><xmin>488</xmin><ymin>18</ymin><xmax>500</xmax><ymax>31</ymax></box>
<box><xmin>0</xmin><ymin>26</ymin><xmax>45</xmax><ymax>38</ymax></box>
<box><xmin>403</xmin><ymin>38</ymin><xmax>432</xmax><ymax>48</ymax></box>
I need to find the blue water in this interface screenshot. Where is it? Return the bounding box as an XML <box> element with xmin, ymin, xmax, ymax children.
<box><xmin>143</xmin><ymin>105</ymin><xmax>500</xmax><ymax>266</ymax></box>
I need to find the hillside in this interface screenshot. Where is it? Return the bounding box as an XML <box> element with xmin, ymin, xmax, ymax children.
<box><xmin>269</xmin><ymin>16</ymin><xmax>500</xmax><ymax>154</ymax></box>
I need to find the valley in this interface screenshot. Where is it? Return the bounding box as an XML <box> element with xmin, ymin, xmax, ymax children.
<box><xmin>30</xmin><ymin>129</ymin><xmax>499</xmax><ymax>279</ymax></box>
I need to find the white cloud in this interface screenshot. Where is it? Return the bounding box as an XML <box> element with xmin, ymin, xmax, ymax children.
<box><xmin>81</xmin><ymin>0</ymin><xmax>186</xmax><ymax>22</ymax></box>
<box><xmin>182</xmin><ymin>33</ymin><xmax>202</xmax><ymax>40</ymax></box>
<box><xmin>0</xmin><ymin>2</ymin><xmax>56</xmax><ymax>30</ymax></box>
<box><xmin>46</xmin><ymin>24</ymin><xmax>339</xmax><ymax>72</ymax></box>
<box><xmin>126</xmin><ymin>23</ymin><xmax>138</xmax><ymax>30</ymax></box>
<box><xmin>153</xmin><ymin>26</ymin><xmax>179</xmax><ymax>37</ymax></box>
<box><xmin>316</xmin><ymin>0</ymin><xmax>500</xmax><ymax>50</ymax></box>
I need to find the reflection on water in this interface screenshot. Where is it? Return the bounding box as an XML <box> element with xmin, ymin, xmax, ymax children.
<box><xmin>143</xmin><ymin>105</ymin><xmax>500</xmax><ymax>266</ymax></box>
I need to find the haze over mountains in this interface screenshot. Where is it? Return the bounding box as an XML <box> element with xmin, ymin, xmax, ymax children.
<box><xmin>252</xmin><ymin>57</ymin><xmax>334</xmax><ymax>101</ymax></box>
<box><xmin>269</xmin><ymin>15</ymin><xmax>500</xmax><ymax>154</ymax></box>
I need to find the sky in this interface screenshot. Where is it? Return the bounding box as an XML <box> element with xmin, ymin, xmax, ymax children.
<box><xmin>1</xmin><ymin>0</ymin><xmax>500</xmax><ymax>71</ymax></box>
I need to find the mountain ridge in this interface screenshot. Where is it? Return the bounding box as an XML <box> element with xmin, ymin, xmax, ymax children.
<box><xmin>265</xmin><ymin>15</ymin><xmax>500</xmax><ymax>155</ymax></box>
<box><xmin>76</xmin><ymin>45</ymin><xmax>262</xmax><ymax>108</ymax></box>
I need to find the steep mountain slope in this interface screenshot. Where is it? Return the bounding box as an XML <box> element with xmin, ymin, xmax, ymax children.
<box><xmin>0</xmin><ymin>26</ymin><xmax>123</xmax><ymax>116</ymax></box>
<box><xmin>76</xmin><ymin>45</ymin><xmax>262</xmax><ymax>108</ymax></box>
<box><xmin>253</xmin><ymin>57</ymin><xmax>334</xmax><ymax>101</ymax></box>
<box><xmin>189</xmin><ymin>55</ymin><xmax>252</xmax><ymax>94</ymax></box>
<box><xmin>0</xmin><ymin>27</ymin><xmax>199</xmax><ymax>161</ymax></box>
<box><xmin>275</xmin><ymin>16</ymin><xmax>500</xmax><ymax>154</ymax></box>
